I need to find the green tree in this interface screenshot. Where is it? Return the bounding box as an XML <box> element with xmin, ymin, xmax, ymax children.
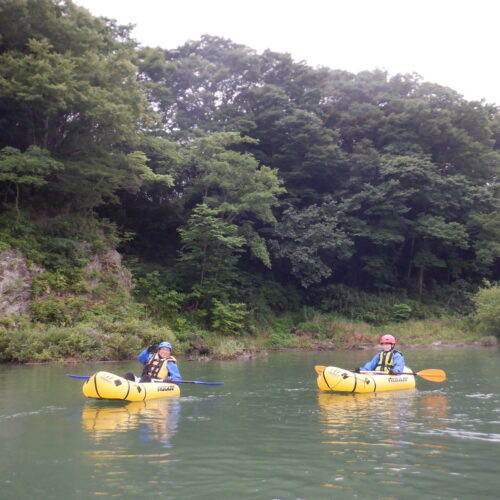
<box><xmin>136</xmin><ymin>35</ymin><xmax>261</xmax><ymax>139</ymax></box>
<box><xmin>176</xmin><ymin>203</ymin><xmax>245</xmax><ymax>306</ymax></box>
<box><xmin>410</xmin><ymin>215</ymin><xmax>469</xmax><ymax>294</ymax></box>
<box><xmin>468</xmin><ymin>212</ymin><xmax>500</xmax><ymax>275</ymax></box>
<box><xmin>272</xmin><ymin>199</ymin><xmax>353</xmax><ymax>287</ymax></box>
<box><xmin>0</xmin><ymin>0</ymin><xmax>158</xmax><ymax>211</ymax></box>
<box><xmin>473</xmin><ymin>285</ymin><xmax>500</xmax><ymax>337</ymax></box>
<box><xmin>0</xmin><ymin>146</ymin><xmax>63</xmax><ymax>220</ymax></box>
<box><xmin>184</xmin><ymin>132</ymin><xmax>285</xmax><ymax>267</ymax></box>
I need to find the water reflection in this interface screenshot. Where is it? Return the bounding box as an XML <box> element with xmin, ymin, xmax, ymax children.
<box><xmin>317</xmin><ymin>390</ymin><xmax>451</xmax><ymax>492</ymax></box>
<box><xmin>81</xmin><ymin>398</ymin><xmax>181</xmax><ymax>446</ymax></box>
<box><xmin>318</xmin><ymin>390</ymin><xmax>450</xmax><ymax>451</ymax></box>
<box><xmin>79</xmin><ymin>400</ymin><xmax>182</xmax><ymax>495</ymax></box>
<box><xmin>418</xmin><ymin>392</ymin><xmax>449</xmax><ymax>429</ymax></box>
<box><xmin>318</xmin><ymin>391</ymin><xmax>417</xmax><ymax>446</ymax></box>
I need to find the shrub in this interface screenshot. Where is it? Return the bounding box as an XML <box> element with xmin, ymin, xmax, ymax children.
<box><xmin>212</xmin><ymin>338</ymin><xmax>247</xmax><ymax>359</ymax></box>
<box><xmin>134</xmin><ymin>270</ymin><xmax>188</xmax><ymax>319</ymax></box>
<box><xmin>0</xmin><ymin>324</ymin><xmax>104</xmax><ymax>362</ymax></box>
<box><xmin>211</xmin><ymin>299</ymin><xmax>248</xmax><ymax>335</ymax></box>
<box><xmin>30</xmin><ymin>296</ymin><xmax>88</xmax><ymax>326</ymax></box>
<box><xmin>265</xmin><ymin>330</ymin><xmax>298</xmax><ymax>348</ymax></box>
<box><xmin>473</xmin><ymin>285</ymin><xmax>500</xmax><ymax>337</ymax></box>
<box><xmin>391</xmin><ymin>303</ymin><xmax>412</xmax><ymax>322</ymax></box>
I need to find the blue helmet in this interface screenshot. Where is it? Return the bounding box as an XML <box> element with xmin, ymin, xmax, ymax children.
<box><xmin>158</xmin><ymin>341</ymin><xmax>172</xmax><ymax>350</ymax></box>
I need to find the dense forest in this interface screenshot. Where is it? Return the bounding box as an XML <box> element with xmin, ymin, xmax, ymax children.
<box><xmin>1</xmin><ymin>0</ymin><xmax>499</xmax><ymax>360</ymax></box>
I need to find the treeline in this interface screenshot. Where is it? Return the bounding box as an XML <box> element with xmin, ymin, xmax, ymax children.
<box><xmin>1</xmin><ymin>0</ymin><xmax>499</xmax><ymax>336</ymax></box>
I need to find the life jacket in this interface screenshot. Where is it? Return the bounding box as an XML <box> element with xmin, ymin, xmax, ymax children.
<box><xmin>375</xmin><ymin>349</ymin><xmax>401</xmax><ymax>372</ymax></box>
<box><xmin>142</xmin><ymin>353</ymin><xmax>177</xmax><ymax>380</ymax></box>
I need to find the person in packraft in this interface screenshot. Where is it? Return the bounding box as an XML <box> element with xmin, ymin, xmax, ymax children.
<box><xmin>125</xmin><ymin>341</ymin><xmax>182</xmax><ymax>383</ymax></box>
<box><xmin>353</xmin><ymin>334</ymin><xmax>405</xmax><ymax>375</ymax></box>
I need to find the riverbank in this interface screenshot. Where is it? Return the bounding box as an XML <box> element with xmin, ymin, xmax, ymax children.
<box><xmin>215</xmin><ymin>337</ymin><xmax>498</xmax><ymax>363</ymax></box>
<box><xmin>0</xmin><ymin>314</ymin><xmax>497</xmax><ymax>364</ymax></box>
<box><xmin>182</xmin><ymin>316</ymin><xmax>497</xmax><ymax>360</ymax></box>
<box><xmin>19</xmin><ymin>338</ymin><xmax>498</xmax><ymax>366</ymax></box>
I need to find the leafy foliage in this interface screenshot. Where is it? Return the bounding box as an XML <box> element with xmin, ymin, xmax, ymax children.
<box><xmin>473</xmin><ymin>284</ymin><xmax>500</xmax><ymax>337</ymax></box>
<box><xmin>176</xmin><ymin>203</ymin><xmax>246</xmax><ymax>302</ymax></box>
<box><xmin>210</xmin><ymin>299</ymin><xmax>248</xmax><ymax>335</ymax></box>
<box><xmin>391</xmin><ymin>304</ymin><xmax>412</xmax><ymax>322</ymax></box>
<box><xmin>0</xmin><ymin>4</ymin><xmax>498</xmax><ymax>359</ymax></box>
<box><xmin>271</xmin><ymin>198</ymin><xmax>353</xmax><ymax>287</ymax></box>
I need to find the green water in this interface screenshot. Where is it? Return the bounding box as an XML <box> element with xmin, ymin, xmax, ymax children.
<box><xmin>0</xmin><ymin>348</ymin><xmax>499</xmax><ymax>499</ymax></box>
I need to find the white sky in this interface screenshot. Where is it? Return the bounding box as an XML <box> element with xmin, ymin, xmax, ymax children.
<box><xmin>74</xmin><ymin>0</ymin><xmax>500</xmax><ymax>105</ymax></box>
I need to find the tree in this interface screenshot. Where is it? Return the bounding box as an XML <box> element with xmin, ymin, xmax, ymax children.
<box><xmin>0</xmin><ymin>0</ymin><xmax>157</xmax><ymax>211</ymax></box>
<box><xmin>176</xmin><ymin>203</ymin><xmax>245</xmax><ymax>306</ymax></box>
<box><xmin>467</xmin><ymin>211</ymin><xmax>500</xmax><ymax>276</ymax></box>
<box><xmin>410</xmin><ymin>215</ymin><xmax>469</xmax><ymax>294</ymax></box>
<box><xmin>0</xmin><ymin>146</ymin><xmax>63</xmax><ymax>220</ymax></box>
<box><xmin>271</xmin><ymin>199</ymin><xmax>353</xmax><ymax>287</ymax></box>
<box><xmin>473</xmin><ymin>285</ymin><xmax>500</xmax><ymax>337</ymax></box>
<box><xmin>136</xmin><ymin>35</ymin><xmax>261</xmax><ymax>138</ymax></box>
<box><xmin>184</xmin><ymin>132</ymin><xmax>285</xmax><ymax>267</ymax></box>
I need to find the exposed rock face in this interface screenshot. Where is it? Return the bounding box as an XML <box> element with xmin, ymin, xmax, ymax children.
<box><xmin>85</xmin><ymin>249</ymin><xmax>133</xmax><ymax>293</ymax></box>
<box><xmin>0</xmin><ymin>249</ymin><xmax>43</xmax><ymax>315</ymax></box>
<box><xmin>0</xmin><ymin>248</ymin><xmax>132</xmax><ymax>317</ymax></box>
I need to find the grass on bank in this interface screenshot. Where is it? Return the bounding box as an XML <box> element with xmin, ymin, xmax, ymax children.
<box><xmin>257</xmin><ymin>313</ymin><xmax>495</xmax><ymax>350</ymax></box>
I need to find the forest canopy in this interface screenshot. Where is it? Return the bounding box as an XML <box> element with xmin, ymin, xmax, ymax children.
<box><xmin>1</xmin><ymin>0</ymin><xmax>499</xmax><ymax>331</ymax></box>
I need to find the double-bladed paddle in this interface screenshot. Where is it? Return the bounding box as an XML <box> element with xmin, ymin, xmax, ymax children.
<box><xmin>314</xmin><ymin>365</ymin><xmax>446</xmax><ymax>382</ymax></box>
<box><xmin>66</xmin><ymin>374</ymin><xmax>224</xmax><ymax>386</ymax></box>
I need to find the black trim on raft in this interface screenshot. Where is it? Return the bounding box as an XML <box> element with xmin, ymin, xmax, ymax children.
<box><xmin>351</xmin><ymin>374</ymin><xmax>358</xmax><ymax>392</ymax></box>
<box><xmin>93</xmin><ymin>375</ymin><xmax>101</xmax><ymax>399</ymax></box>
<box><xmin>123</xmin><ymin>380</ymin><xmax>131</xmax><ymax>400</ymax></box>
<box><xmin>322</xmin><ymin>370</ymin><xmax>333</xmax><ymax>390</ymax></box>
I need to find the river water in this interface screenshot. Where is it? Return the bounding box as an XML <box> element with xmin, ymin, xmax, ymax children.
<box><xmin>0</xmin><ymin>347</ymin><xmax>499</xmax><ymax>499</ymax></box>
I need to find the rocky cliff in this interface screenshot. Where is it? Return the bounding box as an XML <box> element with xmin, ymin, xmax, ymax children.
<box><xmin>0</xmin><ymin>249</ymin><xmax>43</xmax><ymax>315</ymax></box>
<box><xmin>0</xmin><ymin>248</ymin><xmax>132</xmax><ymax>317</ymax></box>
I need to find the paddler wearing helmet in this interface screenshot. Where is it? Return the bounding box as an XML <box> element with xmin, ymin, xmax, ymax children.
<box><xmin>124</xmin><ymin>341</ymin><xmax>183</xmax><ymax>383</ymax></box>
<box><xmin>353</xmin><ymin>334</ymin><xmax>405</xmax><ymax>374</ymax></box>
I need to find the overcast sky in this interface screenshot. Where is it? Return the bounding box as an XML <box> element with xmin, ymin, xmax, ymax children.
<box><xmin>74</xmin><ymin>0</ymin><xmax>500</xmax><ymax>105</ymax></box>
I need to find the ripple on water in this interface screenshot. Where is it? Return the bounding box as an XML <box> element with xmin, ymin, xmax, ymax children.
<box><xmin>0</xmin><ymin>405</ymin><xmax>65</xmax><ymax>421</ymax></box>
<box><xmin>466</xmin><ymin>393</ymin><xmax>496</xmax><ymax>399</ymax></box>
<box><xmin>416</xmin><ymin>428</ymin><xmax>500</xmax><ymax>442</ymax></box>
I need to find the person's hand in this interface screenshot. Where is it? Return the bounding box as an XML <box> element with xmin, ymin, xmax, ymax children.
<box><xmin>353</xmin><ymin>368</ymin><xmax>361</xmax><ymax>373</ymax></box>
<box><xmin>147</xmin><ymin>343</ymin><xmax>158</xmax><ymax>353</ymax></box>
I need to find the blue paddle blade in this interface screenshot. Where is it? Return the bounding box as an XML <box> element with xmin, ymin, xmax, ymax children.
<box><xmin>66</xmin><ymin>374</ymin><xmax>90</xmax><ymax>380</ymax></box>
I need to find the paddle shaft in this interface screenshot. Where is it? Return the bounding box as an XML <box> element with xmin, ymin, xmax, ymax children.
<box><xmin>66</xmin><ymin>374</ymin><xmax>223</xmax><ymax>385</ymax></box>
<box><xmin>176</xmin><ymin>380</ymin><xmax>224</xmax><ymax>386</ymax></box>
<box><xmin>314</xmin><ymin>366</ymin><xmax>446</xmax><ymax>382</ymax></box>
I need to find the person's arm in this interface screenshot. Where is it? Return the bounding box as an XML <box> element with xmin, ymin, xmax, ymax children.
<box><xmin>164</xmin><ymin>361</ymin><xmax>182</xmax><ymax>382</ymax></box>
<box><xmin>137</xmin><ymin>348</ymin><xmax>152</xmax><ymax>365</ymax></box>
<box><xmin>391</xmin><ymin>352</ymin><xmax>405</xmax><ymax>374</ymax></box>
<box><xmin>359</xmin><ymin>353</ymin><xmax>379</xmax><ymax>371</ymax></box>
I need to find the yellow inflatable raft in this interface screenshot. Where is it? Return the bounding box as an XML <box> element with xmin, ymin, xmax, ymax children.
<box><xmin>82</xmin><ymin>371</ymin><xmax>180</xmax><ymax>401</ymax></box>
<box><xmin>316</xmin><ymin>365</ymin><xmax>416</xmax><ymax>393</ymax></box>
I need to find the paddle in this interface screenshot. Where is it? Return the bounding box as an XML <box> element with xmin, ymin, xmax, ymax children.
<box><xmin>66</xmin><ymin>374</ymin><xmax>224</xmax><ymax>386</ymax></box>
<box><xmin>174</xmin><ymin>380</ymin><xmax>224</xmax><ymax>386</ymax></box>
<box><xmin>314</xmin><ymin>365</ymin><xmax>446</xmax><ymax>383</ymax></box>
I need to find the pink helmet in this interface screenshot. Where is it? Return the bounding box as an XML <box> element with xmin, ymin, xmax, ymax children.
<box><xmin>380</xmin><ymin>334</ymin><xmax>396</xmax><ymax>345</ymax></box>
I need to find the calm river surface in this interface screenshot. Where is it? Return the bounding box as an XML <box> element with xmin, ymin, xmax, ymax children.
<box><xmin>0</xmin><ymin>347</ymin><xmax>499</xmax><ymax>499</ymax></box>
